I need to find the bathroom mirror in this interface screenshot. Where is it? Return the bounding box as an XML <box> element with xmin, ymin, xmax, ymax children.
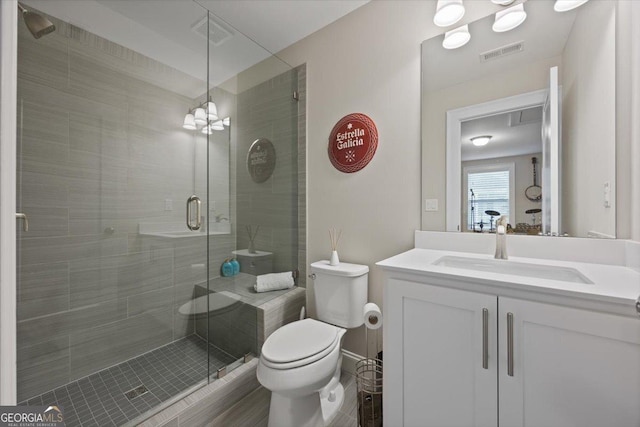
<box><xmin>421</xmin><ymin>0</ymin><xmax>617</xmax><ymax>238</ymax></box>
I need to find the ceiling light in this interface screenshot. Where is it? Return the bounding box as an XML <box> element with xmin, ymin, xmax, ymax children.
<box><xmin>222</xmin><ymin>117</ymin><xmax>230</xmax><ymax>126</ymax></box>
<box><xmin>433</xmin><ymin>0</ymin><xmax>465</xmax><ymax>27</ymax></box>
<box><xmin>471</xmin><ymin>135</ymin><xmax>492</xmax><ymax>146</ymax></box>
<box><xmin>194</xmin><ymin>107</ymin><xmax>207</xmax><ymax>126</ymax></box>
<box><xmin>492</xmin><ymin>3</ymin><xmax>527</xmax><ymax>33</ymax></box>
<box><xmin>443</xmin><ymin>24</ymin><xmax>471</xmax><ymax>49</ymax></box>
<box><xmin>206</xmin><ymin>100</ymin><xmax>218</xmax><ymax>121</ymax></box>
<box><xmin>491</xmin><ymin>0</ymin><xmax>515</xmax><ymax>5</ymax></box>
<box><xmin>553</xmin><ymin>0</ymin><xmax>589</xmax><ymax>12</ymax></box>
<box><xmin>182</xmin><ymin>113</ymin><xmax>197</xmax><ymax>130</ymax></box>
<box><xmin>211</xmin><ymin>120</ymin><xmax>224</xmax><ymax>131</ymax></box>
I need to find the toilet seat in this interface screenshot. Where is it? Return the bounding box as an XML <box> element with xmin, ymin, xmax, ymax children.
<box><xmin>261</xmin><ymin>319</ymin><xmax>340</xmax><ymax>370</ymax></box>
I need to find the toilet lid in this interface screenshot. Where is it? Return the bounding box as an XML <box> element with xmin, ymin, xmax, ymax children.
<box><xmin>261</xmin><ymin>319</ymin><xmax>339</xmax><ymax>365</ymax></box>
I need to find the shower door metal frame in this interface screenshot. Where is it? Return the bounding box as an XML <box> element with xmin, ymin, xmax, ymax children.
<box><xmin>0</xmin><ymin>0</ymin><xmax>18</xmax><ymax>405</ymax></box>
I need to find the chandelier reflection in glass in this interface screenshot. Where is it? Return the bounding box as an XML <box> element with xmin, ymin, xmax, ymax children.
<box><xmin>182</xmin><ymin>98</ymin><xmax>230</xmax><ymax>134</ymax></box>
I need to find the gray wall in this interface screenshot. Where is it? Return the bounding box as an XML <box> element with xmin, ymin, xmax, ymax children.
<box><xmin>16</xmin><ymin>13</ymin><xmax>234</xmax><ymax>401</ymax></box>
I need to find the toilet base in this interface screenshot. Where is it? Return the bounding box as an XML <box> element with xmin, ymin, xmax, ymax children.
<box><xmin>266</xmin><ymin>364</ymin><xmax>345</xmax><ymax>427</ymax></box>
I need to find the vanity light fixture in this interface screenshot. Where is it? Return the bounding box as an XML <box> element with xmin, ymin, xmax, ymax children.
<box><xmin>210</xmin><ymin>120</ymin><xmax>225</xmax><ymax>131</ymax></box>
<box><xmin>206</xmin><ymin>100</ymin><xmax>218</xmax><ymax>121</ymax></box>
<box><xmin>491</xmin><ymin>0</ymin><xmax>515</xmax><ymax>5</ymax></box>
<box><xmin>433</xmin><ymin>0</ymin><xmax>465</xmax><ymax>27</ymax></box>
<box><xmin>492</xmin><ymin>3</ymin><xmax>527</xmax><ymax>33</ymax></box>
<box><xmin>182</xmin><ymin>112</ymin><xmax>197</xmax><ymax>130</ymax></box>
<box><xmin>471</xmin><ymin>135</ymin><xmax>492</xmax><ymax>146</ymax></box>
<box><xmin>194</xmin><ymin>107</ymin><xmax>207</xmax><ymax>126</ymax></box>
<box><xmin>442</xmin><ymin>24</ymin><xmax>471</xmax><ymax>50</ymax></box>
<box><xmin>183</xmin><ymin>98</ymin><xmax>227</xmax><ymax>132</ymax></box>
<box><xmin>553</xmin><ymin>0</ymin><xmax>589</xmax><ymax>12</ymax></box>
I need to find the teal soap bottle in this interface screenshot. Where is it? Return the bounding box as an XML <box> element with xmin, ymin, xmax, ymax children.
<box><xmin>221</xmin><ymin>259</ymin><xmax>233</xmax><ymax>277</ymax></box>
<box><xmin>230</xmin><ymin>258</ymin><xmax>240</xmax><ymax>275</ymax></box>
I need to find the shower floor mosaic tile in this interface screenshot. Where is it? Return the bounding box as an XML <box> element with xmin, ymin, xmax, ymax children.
<box><xmin>19</xmin><ymin>335</ymin><xmax>237</xmax><ymax>427</ymax></box>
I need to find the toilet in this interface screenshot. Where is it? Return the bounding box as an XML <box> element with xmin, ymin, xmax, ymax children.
<box><xmin>257</xmin><ymin>260</ymin><xmax>368</xmax><ymax>427</ymax></box>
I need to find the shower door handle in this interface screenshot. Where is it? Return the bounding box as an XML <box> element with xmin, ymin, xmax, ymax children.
<box><xmin>186</xmin><ymin>195</ymin><xmax>202</xmax><ymax>231</ymax></box>
<box><xmin>16</xmin><ymin>213</ymin><xmax>29</xmax><ymax>232</ymax></box>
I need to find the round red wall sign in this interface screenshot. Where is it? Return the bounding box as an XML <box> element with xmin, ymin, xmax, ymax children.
<box><xmin>328</xmin><ymin>113</ymin><xmax>378</xmax><ymax>173</ymax></box>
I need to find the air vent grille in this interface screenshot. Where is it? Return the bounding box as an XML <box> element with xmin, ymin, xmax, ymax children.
<box><xmin>479</xmin><ymin>41</ymin><xmax>524</xmax><ymax>63</ymax></box>
<box><xmin>191</xmin><ymin>15</ymin><xmax>234</xmax><ymax>47</ymax></box>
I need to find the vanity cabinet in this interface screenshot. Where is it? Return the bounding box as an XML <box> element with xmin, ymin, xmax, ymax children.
<box><xmin>384</xmin><ymin>278</ymin><xmax>640</xmax><ymax>427</ymax></box>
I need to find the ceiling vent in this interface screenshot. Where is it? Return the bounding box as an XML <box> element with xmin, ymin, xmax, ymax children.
<box><xmin>479</xmin><ymin>41</ymin><xmax>524</xmax><ymax>63</ymax></box>
<box><xmin>191</xmin><ymin>14</ymin><xmax>234</xmax><ymax>47</ymax></box>
<box><xmin>508</xmin><ymin>106</ymin><xmax>543</xmax><ymax>127</ymax></box>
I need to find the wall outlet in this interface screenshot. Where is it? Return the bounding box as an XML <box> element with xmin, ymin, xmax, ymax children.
<box><xmin>164</xmin><ymin>199</ymin><xmax>173</xmax><ymax>211</ymax></box>
<box><xmin>425</xmin><ymin>199</ymin><xmax>438</xmax><ymax>212</ymax></box>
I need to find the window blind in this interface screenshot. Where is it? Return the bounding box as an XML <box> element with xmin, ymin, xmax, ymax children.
<box><xmin>467</xmin><ymin>170</ymin><xmax>510</xmax><ymax>231</ymax></box>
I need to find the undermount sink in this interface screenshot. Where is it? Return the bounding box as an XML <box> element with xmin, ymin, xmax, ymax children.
<box><xmin>433</xmin><ymin>256</ymin><xmax>593</xmax><ymax>284</ymax></box>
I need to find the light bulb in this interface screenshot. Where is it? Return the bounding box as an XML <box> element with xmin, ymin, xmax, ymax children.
<box><xmin>211</xmin><ymin>120</ymin><xmax>224</xmax><ymax>131</ymax></box>
<box><xmin>554</xmin><ymin>0</ymin><xmax>589</xmax><ymax>12</ymax></box>
<box><xmin>492</xmin><ymin>3</ymin><xmax>527</xmax><ymax>33</ymax></box>
<box><xmin>443</xmin><ymin>24</ymin><xmax>471</xmax><ymax>50</ymax></box>
<box><xmin>206</xmin><ymin>101</ymin><xmax>218</xmax><ymax>121</ymax></box>
<box><xmin>433</xmin><ymin>0</ymin><xmax>465</xmax><ymax>27</ymax></box>
<box><xmin>222</xmin><ymin>117</ymin><xmax>230</xmax><ymax>127</ymax></box>
<box><xmin>182</xmin><ymin>113</ymin><xmax>196</xmax><ymax>130</ymax></box>
<box><xmin>194</xmin><ymin>107</ymin><xmax>207</xmax><ymax>126</ymax></box>
<box><xmin>201</xmin><ymin>125</ymin><xmax>213</xmax><ymax>135</ymax></box>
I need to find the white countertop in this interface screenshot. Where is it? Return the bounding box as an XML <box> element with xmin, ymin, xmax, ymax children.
<box><xmin>377</xmin><ymin>248</ymin><xmax>640</xmax><ymax>316</ymax></box>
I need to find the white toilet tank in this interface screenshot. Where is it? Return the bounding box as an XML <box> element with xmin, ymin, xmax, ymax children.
<box><xmin>310</xmin><ymin>261</ymin><xmax>368</xmax><ymax>328</ymax></box>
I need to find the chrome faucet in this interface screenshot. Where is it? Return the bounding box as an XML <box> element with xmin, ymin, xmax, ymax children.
<box><xmin>494</xmin><ymin>216</ymin><xmax>508</xmax><ymax>260</ymax></box>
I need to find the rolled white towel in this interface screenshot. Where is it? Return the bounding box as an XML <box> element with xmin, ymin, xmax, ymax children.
<box><xmin>254</xmin><ymin>271</ymin><xmax>295</xmax><ymax>293</ymax></box>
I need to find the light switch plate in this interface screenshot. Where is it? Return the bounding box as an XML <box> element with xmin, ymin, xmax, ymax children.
<box><xmin>425</xmin><ymin>199</ymin><xmax>439</xmax><ymax>212</ymax></box>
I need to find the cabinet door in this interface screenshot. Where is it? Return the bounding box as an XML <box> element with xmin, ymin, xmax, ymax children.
<box><xmin>499</xmin><ymin>297</ymin><xmax>640</xmax><ymax>427</ymax></box>
<box><xmin>384</xmin><ymin>279</ymin><xmax>498</xmax><ymax>427</ymax></box>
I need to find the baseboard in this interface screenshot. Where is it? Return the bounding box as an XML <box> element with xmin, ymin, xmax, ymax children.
<box><xmin>341</xmin><ymin>349</ymin><xmax>365</xmax><ymax>376</ymax></box>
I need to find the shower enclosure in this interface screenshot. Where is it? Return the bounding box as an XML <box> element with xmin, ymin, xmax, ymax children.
<box><xmin>13</xmin><ymin>1</ymin><xmax>302</xmax><ymax>425</ymax></box>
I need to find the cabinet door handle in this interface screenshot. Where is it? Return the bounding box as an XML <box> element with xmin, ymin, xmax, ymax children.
<box><xmin>507</xmin><ymin>312</ymin><xmax>514</xmax><ymax>377</ymax></box>
<box><xmin>482</xmin><ymin>308</ymin><xmax>488</xmax><ymax>369</ymax></box>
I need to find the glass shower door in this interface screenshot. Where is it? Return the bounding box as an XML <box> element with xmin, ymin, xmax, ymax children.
<box><xmin>15</xmin><ymin>2</ymin><xmax>211</xmax><ymax>424</ymax></box>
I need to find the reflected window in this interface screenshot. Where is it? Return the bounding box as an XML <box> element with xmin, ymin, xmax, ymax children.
<box><xmin>464</xmin><ymin>165</ymin><xmax>514</xmax><ymax>232</ymax></box>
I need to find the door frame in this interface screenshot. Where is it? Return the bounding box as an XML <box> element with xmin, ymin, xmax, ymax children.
<box><xmin>0</xmin><ymin>0</ymin><xmax>18</xmax><ymax>405</ymax></box>
<box><xmin>446</xmin><ymin>89</ymin><xmax>548</xmax><ymax>232</ymax></box>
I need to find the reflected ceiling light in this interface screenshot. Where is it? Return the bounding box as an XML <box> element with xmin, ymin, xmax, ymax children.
<box><xmin>433</xmin><ymin>0</ymin><xmax>465</xmax><ymax>27</ymax></box>
<box><xmin>553</xmin><ymin>0</ymin><xmax>589</xmax><ymax>12</ymax></box>
<box><xmin>471</xmin><ymin>135</ymin><xmax>492</xmax><ymax>146</ymax></box>
<box><xmin>182</xmin><ymin>112</ymin><xmax>197</xmax><ymax>130</ymax></box>
<box><xmin>222</xmin><ymin>117</ymin><xmax>230</xmax><ymax>126</ymax></box>
<box><xmin>194</xmin><ymin>107</ymin><xmax>207</xmax><ymax>126</ymax></box>
<box><xmin>206</xmin><ymin>100</ymin><xmax>218</xmax><ymax>121</ymax></box>
<box><xmin>210</xmin><ymin>120</ymin><xmax>224</xmax><ymax>131</ymax></box>
<box><xmin>492</xmin><ymin>3</ymin><xmax>527</xmax><ymax>32</ymax></box>
<box><xmin>201</xmin><ymin>125</ymin><xmax>213</xmax><ymax>135</ymax></box>
<box><xmin>491</xmin><ymin>0</ymin><xmax>515</xmax><ymax>5</ymax></box>
<box><xmin>442</xmin><ymin>24</ymin><xmax>470</xmax><ymax>49</ymax></box>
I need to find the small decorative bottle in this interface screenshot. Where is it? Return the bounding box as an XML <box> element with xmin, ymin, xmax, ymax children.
<box><xmin>221</xmin><ymin>259</ymin><xmax>234</xmax><ymax>277</ymax></box>
<box><xmin>230</xmin><ymin>258</ymin><xmax>240</xmax><ymax>276</ymax></box>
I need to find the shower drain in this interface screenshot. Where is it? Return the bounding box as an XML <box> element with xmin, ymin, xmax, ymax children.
<box><xmin>124</xmin><ymin>384</ymin><xmax>149</xmax><ymax>400</ymax></box>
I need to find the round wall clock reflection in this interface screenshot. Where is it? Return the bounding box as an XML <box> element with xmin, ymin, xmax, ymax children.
<box><xmin>247</xmin><ymin>138</ymin><xmax>276</xmax><ymax>183</ymax></box>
